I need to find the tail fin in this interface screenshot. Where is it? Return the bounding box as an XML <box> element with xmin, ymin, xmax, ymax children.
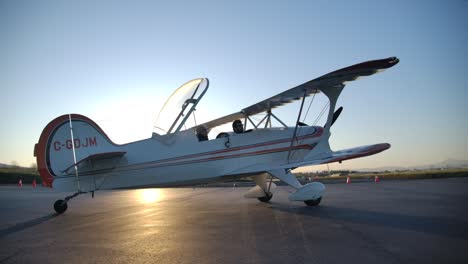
<box><xmin>34</xmin><ymin>114</ymin><xmax>120</xmax><ymax>188</ymax></box>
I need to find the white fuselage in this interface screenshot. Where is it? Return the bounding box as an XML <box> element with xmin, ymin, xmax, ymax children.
<box><xmin>53</xmin><ymin>126</ymin><xmax>324</xmax><ymax>191</ymax></box>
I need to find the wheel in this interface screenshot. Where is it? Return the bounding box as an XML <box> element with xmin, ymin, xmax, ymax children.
<box><xmin>54</xmin><ymin>199</ymin><xmax>68</xmax><ymax>214</ymax></box>
<box><xmin>304</xmin><ymin>197</ymin><xmax>322</xmax><ymax>206</ymax></box>
<box><xmin>258</xmin><ymin>192</ymin><xmax>273</xmax><ymax>203</ymax></box>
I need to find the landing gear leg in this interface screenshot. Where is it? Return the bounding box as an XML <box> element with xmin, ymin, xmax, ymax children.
<box><xmin>258</xmin><ymin>174</ymin><xmax>274</xmax><ymax>203</ymax></box>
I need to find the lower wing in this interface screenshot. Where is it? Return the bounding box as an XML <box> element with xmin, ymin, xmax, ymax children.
<box><xmin>225</xmin><ymin>143</ymin><xmax>390</xmax><ymax>175</ymax></box>
<box><xmin>281</xmin><ymin>143</ymin><xmax>391</xmax><ymax>170</ymax></box>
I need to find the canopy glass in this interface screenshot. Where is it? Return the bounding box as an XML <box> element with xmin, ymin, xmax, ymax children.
<box><xmin>154</xmin><ymin>78</ymin><xmax>209</xmax><ymax>135</ymax></box>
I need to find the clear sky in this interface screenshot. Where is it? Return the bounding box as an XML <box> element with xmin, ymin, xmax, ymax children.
<box><xmin>1</xmin><ymin>0</ymin><xmax>467</xmax><ymax>170</ymax></box>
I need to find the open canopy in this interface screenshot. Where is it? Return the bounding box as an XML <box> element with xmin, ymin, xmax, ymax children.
<box><xmin>154</xmin><ymin>78</ymin><xmax>209</xmax><ymax>135</ymax></box>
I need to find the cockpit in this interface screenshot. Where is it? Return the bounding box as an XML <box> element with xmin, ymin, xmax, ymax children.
<box><xmin>152</xmin><ymin>77</ymin><xmax>332</xmax><ymax>144</ymax></box>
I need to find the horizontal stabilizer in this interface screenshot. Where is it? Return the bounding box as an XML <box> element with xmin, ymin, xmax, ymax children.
<box><xmin>62</xmin><ymin>151</ymin><xmax>126</xmax><ymax>174</ymax></box>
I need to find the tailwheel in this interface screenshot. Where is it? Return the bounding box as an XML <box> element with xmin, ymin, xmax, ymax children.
<box><xmin>304</xmin><ymin>197</ymin><xmax>322</xmax><ymax>206</ymax></box>
<box><xmin>54</xmin><ymin>199</ymin><xmax>68</xmax><ymax>214</ymax></box>
<box><xmin>53</xmin><ymin>190</ymin><xmax>87</xmax><ymax>214</ymax></box>
<box><xmin>258</xmin><ymin>192</ymin><xmax>273</xmax><ymax>203</ymax></box>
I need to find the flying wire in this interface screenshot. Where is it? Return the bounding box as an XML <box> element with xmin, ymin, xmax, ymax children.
<box><xmin>302</xmin><ymin>93</ymin><xmax>316</xmax><ymax>123</ymax></box>
<box><xmin>313</xmin><ymin>102</ymin><xmax>330</xmax><ymax>126</ymax></box>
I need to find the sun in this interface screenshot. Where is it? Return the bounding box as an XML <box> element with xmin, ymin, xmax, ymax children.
<box><xmin>138</xmin><ymin>188</ymin><xmax>163</xmax><ymax>204</ymax></box>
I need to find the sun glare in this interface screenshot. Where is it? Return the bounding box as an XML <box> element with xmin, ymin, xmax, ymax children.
<box><xmin>138</xmin><ymin>188</ymin><xmax>163</xmax><ymax>204</ymax></box>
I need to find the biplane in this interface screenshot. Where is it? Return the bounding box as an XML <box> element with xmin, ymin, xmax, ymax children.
<box><xmin>34</xmin><ymin>57</ymin><xmax>399</xmax><ymax>213</ymax></box>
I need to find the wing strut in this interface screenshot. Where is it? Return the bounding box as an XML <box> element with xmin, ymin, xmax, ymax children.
<box><xmin>270</xmin><ymin>111</ymin><xmax>287</xmax><ymax>128</ymax></box>
<box><xmin>244</xmin><ymin>114</ymin><xmax>258</xmax><ymax>129</ymax></box>
<box><xmin>287</xmin><ymin>90</ymin><xmax>307</xmax><ymax>162</ymax></box>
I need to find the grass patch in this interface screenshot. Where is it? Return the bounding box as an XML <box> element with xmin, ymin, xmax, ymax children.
<box><xmin>299</xmin><ymin>168</ymin><xmax>468</xmax><ymax>181</ymax></box>
<box><xmin>0</xmin><ymin>167</ymin><xmax>40</xmax><ymax>184</ymax></box>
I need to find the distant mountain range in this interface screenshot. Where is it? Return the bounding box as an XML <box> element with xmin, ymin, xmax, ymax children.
<box><xmin>356</xmin><ymin>159</ymin><xmax>468</xmax><ymax>172</ymax></box>
<box><xmin>0</xmin><ymin>163</ymin><xmax>28</xmax><ymax>169</ymax></box>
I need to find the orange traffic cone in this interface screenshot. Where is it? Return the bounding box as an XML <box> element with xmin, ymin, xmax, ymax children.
<box><xmin>32</xmin><ymin>179</ymin><xmax>37</xmax><ymax>188</ymax></box>
<box><xmin>18</xmin><ymin>179</ymin><xmax>23</xmax><ymax>187</ymax></box>
<box><xmin>346</xmin><ymin>176</ymin><xmax>351</xmax><ymax>184</ymax></box>
<box><xmin>375</xmin><ymin>176</ymin><xmax>380</xmax><ymax>183</ymax></box>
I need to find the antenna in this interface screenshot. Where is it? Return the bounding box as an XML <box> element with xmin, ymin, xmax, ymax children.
<box><xmin>68</xmin><ymin>114</ymin><xmax>81</xmax><ymax>191</ymax></box>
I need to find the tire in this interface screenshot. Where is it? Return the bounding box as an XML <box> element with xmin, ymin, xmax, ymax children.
<box><xmin>54</xmin><ymin>199</ymin><xmax>68</xmax><ymax>214</ymax></box>
<box><xmin>258</xmin><ymin>192</ymin><xmax>273</xmax><ymax>203</ymax></box>
<box><xmin>304</xmin><ymin>197</ymin><xmax>321</xmax><ymax>206</ymax></box>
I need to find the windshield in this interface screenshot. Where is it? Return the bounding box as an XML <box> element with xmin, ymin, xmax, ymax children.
<box><xmin>154</xmin><ymin>78</ymin><xmax>209</xmax><ymax>135</ymax></box>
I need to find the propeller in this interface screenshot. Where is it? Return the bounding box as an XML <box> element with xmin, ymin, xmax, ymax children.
<box><xmin>325</xmin><ymin>106</ymin><xmax>343</xmax><ymax>128</ymax></box>
<box><xmin>299</xmin><ymin>106</ymin><xmax>343</xmax><ymax>128</ymax></box>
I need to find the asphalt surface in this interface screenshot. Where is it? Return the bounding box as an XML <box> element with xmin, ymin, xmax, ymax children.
<box><xmin>1</xmin><ymin>178</ymin><xmax>468</xmax><ymax>264</ymax></box>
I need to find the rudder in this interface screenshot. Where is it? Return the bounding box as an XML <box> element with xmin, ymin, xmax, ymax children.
<box><xmin>34</xmin><ymin>114</ymin><xmax>120</xmax><ymax>188</ymax></box>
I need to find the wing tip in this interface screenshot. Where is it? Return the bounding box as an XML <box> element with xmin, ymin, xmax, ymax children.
<box><xmin>386</xmin><ymin>57</ymin><xmax>400</xmax><ymax>67</ymax></box>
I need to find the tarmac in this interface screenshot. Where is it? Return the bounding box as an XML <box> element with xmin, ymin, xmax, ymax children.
<box><xmin>1</xmin><ymin>178</ymin><xmax>468</xmax><ymax>264</ymax></box>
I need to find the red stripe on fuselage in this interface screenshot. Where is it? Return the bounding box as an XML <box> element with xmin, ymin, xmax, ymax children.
<box><xmin>124</xmin><ymin>127</ymin><xmax>323</xmax><ymax>169</ymax></box>
<box><xmin>64</xmin><ymin>143</ymin><xmax>317</xmax><ymax>178</ymax></box>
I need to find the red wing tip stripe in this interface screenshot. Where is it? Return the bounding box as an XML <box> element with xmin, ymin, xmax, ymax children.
<box><xmin>324</xmin><ymin>144</ymin><xmax>391</xmax><ymax>164</ymax></box>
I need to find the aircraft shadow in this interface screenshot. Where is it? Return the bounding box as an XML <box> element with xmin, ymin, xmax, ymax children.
<box><xmin>269</xmin><ymin>203</ymin><xmax>468</xmax><ymax>240</ymax></box>
<box><xmin>0</xmin><ymin>213</ymin><xmax>58</xmax><ymax>239</ymax></box>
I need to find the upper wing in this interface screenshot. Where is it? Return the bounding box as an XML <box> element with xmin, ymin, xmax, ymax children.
<box><xmin>197</xmin><ymin>57</ymin><xmax>399</xmax><ymax>130</ymax></box>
